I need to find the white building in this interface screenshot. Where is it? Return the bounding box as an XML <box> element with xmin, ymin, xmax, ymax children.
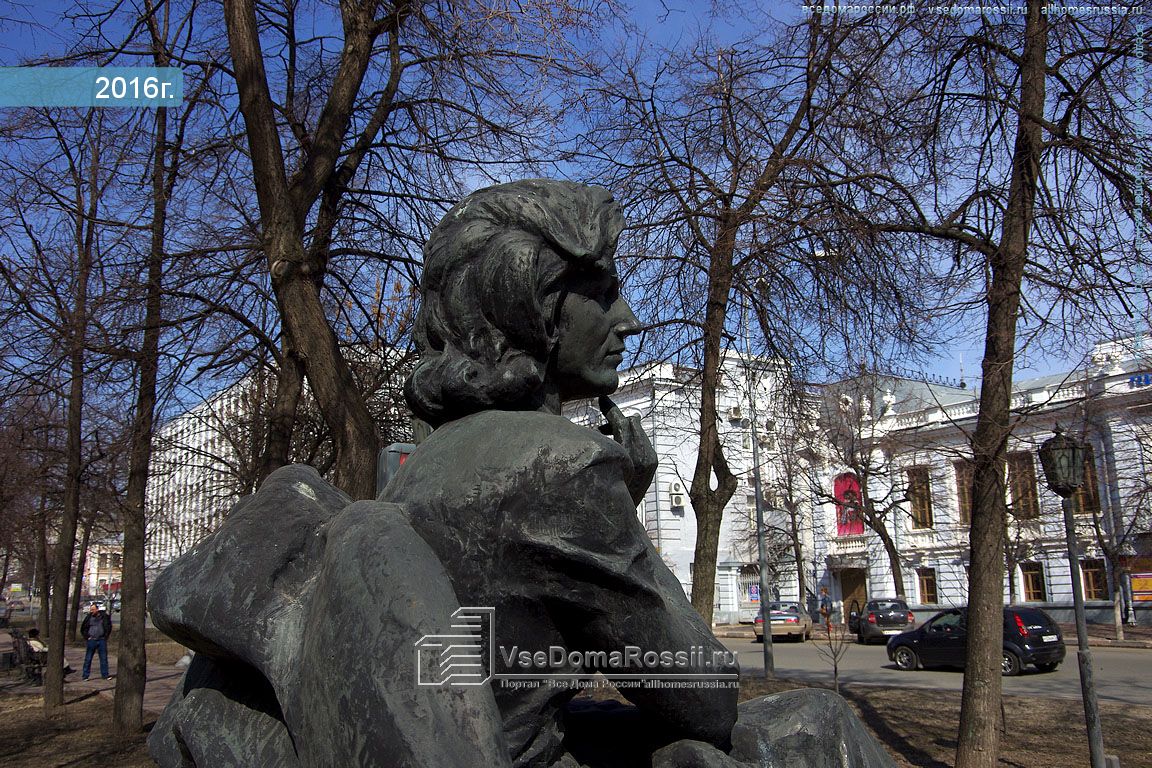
<box><xmin>565</xmin><ymin>356</ymin><xmax>821</xmax><ymax>625</ymax></box>
<box><xmin>144</xmin><ymin>382</ymin><xmax>258</xmax><ymax>582</ymax></box>
<box><xmin>142</xmin><ymin>337</ymin><xmax>1152</xmax><ymax>627</ymax></box>
<box><xmin>143</xmin><ymin>348</ymin><xmax>411</xmax><ymax>582</ymax></box>
<box><xmin>82</xmin><ymin>538</ymin><xmax>123</xmax><ymax>600</ymax></box>
<box><xmin>811</xmin><ymin>337</ymin><xmax>1152</xmax><ymax>626</ymax></box>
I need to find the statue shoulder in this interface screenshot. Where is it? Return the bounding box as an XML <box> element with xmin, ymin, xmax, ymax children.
<box><xmin>422</xmin><ymin>410</ymin><xmax>626</xmax><ymax>467</ymax></box>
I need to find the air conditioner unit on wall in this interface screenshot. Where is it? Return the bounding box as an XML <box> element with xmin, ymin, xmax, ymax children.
<box><xmin>669</xmin><ymin>481</ymin><xmax>684</xmax><ymax>494</ymax></box>
<box><xmin>670</xmin><ymin>494</ymin><xmax>686</xmax><ymax>508</ymax></box>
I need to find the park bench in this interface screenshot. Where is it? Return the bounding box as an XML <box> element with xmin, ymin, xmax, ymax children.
<box><xmin>9</xmin><ymin>629</ymin><xmax>46</xmax><ymax>685</ymax></box>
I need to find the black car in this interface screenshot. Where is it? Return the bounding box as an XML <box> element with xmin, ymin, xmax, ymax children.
<box><xmin>886</xmin><ymin>605</ymin><xmax>1065</xmax><ymax>676</ymax></box>
<box><xmin>848</xmin><ymin>598</ymin><xmax>916</xmax><ymax>644</ymax></box>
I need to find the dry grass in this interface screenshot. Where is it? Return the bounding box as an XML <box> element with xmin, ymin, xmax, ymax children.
<box><xmin>738</xmin><ymin>678</ymin><xmax>1152</xmax><ymax>768</ymax></box>
<box><xmin>0</xmin><ymin>691</ymin><xmax>156</xmax><ymax>768</ymax></box>
<box><xmin>0</xmin><ymin>671</ymin><xmax>1148</xmax><ymax>767</ymax></box>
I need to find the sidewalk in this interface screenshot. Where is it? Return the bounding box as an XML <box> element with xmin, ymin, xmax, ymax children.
<box><xmin>0</xmin><ymin>632</ymin><xmax>183</xmax><ymax>715</ymax></box>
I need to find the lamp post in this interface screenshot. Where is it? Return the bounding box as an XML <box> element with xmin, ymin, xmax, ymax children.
<box><xmin>1038</xmin><ymin>427</ymin><xmax>1107</xmax><ymax>768</ymax></box>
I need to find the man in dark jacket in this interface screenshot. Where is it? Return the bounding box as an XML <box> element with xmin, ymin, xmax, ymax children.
<box><xmin>81</xmin><ymin>602</ymin><xmax>112</xmax><ymax>680</ymax></box>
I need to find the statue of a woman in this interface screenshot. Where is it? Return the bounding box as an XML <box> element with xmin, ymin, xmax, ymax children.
<box><xmin>388</xmin><ymin>179</ymin><xmax>738</xmax><ymax>765</ymax></box>
<box><xmin>147</xmin><ymin>180</ymin><xmax>893</xmax><ymax>768</ymax></box>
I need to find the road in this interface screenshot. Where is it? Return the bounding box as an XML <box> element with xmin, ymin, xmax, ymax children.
<box><xmin>722</xmin><ymin>636</ymin><xmax>1152</xmax><ymax>707</ymax></box>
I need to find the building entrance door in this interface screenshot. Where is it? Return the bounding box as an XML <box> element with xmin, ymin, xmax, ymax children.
<box><xmin>838</xmin><ymin>568</ymin><xmax>867</xmax><ymax>625</ymax></box>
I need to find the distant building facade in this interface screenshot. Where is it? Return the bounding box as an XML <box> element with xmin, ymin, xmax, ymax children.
<box><xmin>565</xmin><ymin>356</ymin><xmax>821</xmax><ymax>625</ymax></box>
<box><xmin>142</xmin><ymin>338</ymin><xmax>1152</xmax><ymax>626</ymax></box>
<box><xmin>82</xmin><ymin>539</ymin><xmax>123</xmax><ymax>600</ymax></box>
<box><xmin>144</xmin><ymin>384</ymin><xmax>254</xmax><ymax>583</ymax></box>
<box><xmin>143</xmin><ymin>350</ymin><xmax>411</xmax><ymax>583</ymax></box>
<box><xmin>812</xmin><ymin>337</ymin><xmax>1152</xmax><ymax>626</ymax></box>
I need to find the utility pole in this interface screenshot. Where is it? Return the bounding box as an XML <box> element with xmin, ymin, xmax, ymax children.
<box><xmin>742</xmin><ymin>301</ymin><xmax>773</xmax><ymax>677</ymax></box>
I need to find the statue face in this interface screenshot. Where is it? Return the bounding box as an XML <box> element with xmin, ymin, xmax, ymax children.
<box><xmin>552</xmin><ymin>268</ymin><xmax>639</xmax><ymax>401</ymax></box>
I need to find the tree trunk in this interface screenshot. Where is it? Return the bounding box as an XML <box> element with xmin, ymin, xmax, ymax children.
<box><xmin>690</xmin><ymin>497</ymin><xmax>726</xmax><ymax>624</ymax></box>
<box><xmin>68</xmin><ymin>514</ymin><xmax>93</xmax><ymax>640</ymax></box>
<box><xmin>875</xmin><ymin>525</ymin><xmax>905</xmax><ymax>599</ymax></box>
<box><xmin>1110</xmin><ymin>559</ymin><xmax>1127</xmax><ymax>642</ymax></box>
<box><xmin>224</xmin><ymin>0</ymin><xmax>379</xmax><ymax>499</ymax></box>
<box><xmin>789</xmin><ymin>503</ymin><xmax>807</xmax><ymax>607</ymax></box>
<box><xmin>860</xmin><ymin>484</ymin><xmax>905</xmax><ymax>599</ymax></box>
<box><xmin>114</xmin><ymin>73</ymin><xmax>168</xmax><ymax>733</ymax></box>
<box><xmin>36</xmin><ymin>504</ymin><xmax>50</xmax><ymax>635</ymax></box>
<box><xmin>689</xmin><ymin>222</ymin><xmax>739</xmax><ymax>624</ymax></box>
<box><xmin>956</xmin><ymin>3</ymin><xmax>1047</xmax><ymax>766</ymax></box>
<box><xmin>44</xmin><ymin>144</ymin><xmax>96</xmax><ymax>707</ymax></box>
<box><xmin>257</xmin><ymin>341</ymin><xmax>304</xmax><ymax>486</ymax></box>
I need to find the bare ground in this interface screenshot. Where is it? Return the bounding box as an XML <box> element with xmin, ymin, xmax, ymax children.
<box><xmin>739</xmin><ymin>678</ymin><xmax>1152</xmax><ymax>768</ymax></box>
<box><xmin>1</xmin><ymin>654</ymin><xmax>1149</xmax><ymax>767</ymax></box>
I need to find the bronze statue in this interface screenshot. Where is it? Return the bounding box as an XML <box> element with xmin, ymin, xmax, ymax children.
<box><xmin>146</xmin><ymin>180</ymin><xmax>894</xmax><ymax>768</ymax></box>
<box><xmin>389</xmin><ymin>179</ymin><xmax>738</xmax><ymax>765</ymax></box>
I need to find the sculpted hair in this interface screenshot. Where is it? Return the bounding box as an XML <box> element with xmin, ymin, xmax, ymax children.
<box><xmin>406</xmin><ymin>179</ymin><xmax>624</xmax><ymax>427</ymax></box>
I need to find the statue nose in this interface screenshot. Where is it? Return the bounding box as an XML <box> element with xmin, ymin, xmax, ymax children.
<box><xmin>611</xmin><ymin>299</ymin><xmax>641</xmax><ymax>337</ymax></box>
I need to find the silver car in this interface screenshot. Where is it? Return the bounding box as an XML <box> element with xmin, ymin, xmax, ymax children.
<box><xmin>753</xmin><ymin>601</ymin><xmax>814</xmax><ymax>642</ymax></box>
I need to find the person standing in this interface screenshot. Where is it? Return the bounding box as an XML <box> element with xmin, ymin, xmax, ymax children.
<box><xmin>81</xmin><ymin>602</ymin><xmax>112</xmax><ymax>680</ymax></box>
<box><xmin>818</xmin><ymin>587</ymin><xmax>833</xmax><ymax>633</ymax></box>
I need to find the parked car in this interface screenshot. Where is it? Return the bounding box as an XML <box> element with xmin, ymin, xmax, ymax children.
<box><xmin>886</xmin><ymin>605</ymin><xmax>1065</xmax><ymax>676</ymax></box>
<box><xmin>753</xmin><ymin>602</ymin><xmax>814</xmax><ymax>642</ymax></box>
<box><xmin>848</xmin><ymin>598</ymin><xmax>917</xmax><ymax>644</ymax></box>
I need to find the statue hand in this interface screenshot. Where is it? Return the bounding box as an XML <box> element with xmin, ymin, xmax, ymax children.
<box><xmin>599</xmin><ymin>396</ymin><xmax>657</xmax><ymax>506</ymax></box>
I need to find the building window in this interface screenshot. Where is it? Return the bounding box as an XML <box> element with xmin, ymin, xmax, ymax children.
<box><xmin>953</xmin><ymin>459</ymin><xmax>973</xmax><ymax>526</ymax></box>
<box><xmin>1020</xmin><ymin>562</ymin><xmax>1047</xmax><ymax>602</ymax></box>
<box><xmin>906</xmin><ymin>467</ymin><xmax>933</xmax><ymax>529</ymax></box>
<box><xmin>1076</xmin><ymin>444</ymin><xmax>1102</xmax><ymax>516</ymax></box>
<box><xmin>1007</xmin><ymin>452</ymin><xmax>1040</xmax><ymax>520</ymax></box>
<box><xmin>1082</xmin><ymin>558</ymin><xmax>1107</xmax><ymax>601</ymax></box>
<box><xmin>917</xmin><ymin>567</ymin><xmax>938</xmax><ymax>604</ymax></box>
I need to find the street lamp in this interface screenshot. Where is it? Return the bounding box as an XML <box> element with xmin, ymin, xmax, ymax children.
<box><xmin>1038</xmin><ymin>427</ymin><xmax>1109</xmax><ymax>768</ymax></box>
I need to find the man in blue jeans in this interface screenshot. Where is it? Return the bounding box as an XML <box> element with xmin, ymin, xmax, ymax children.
<box><xmin>81</xmin><ymin>602</ymin><xmax>112</xmax><ymax>680</ymax></box>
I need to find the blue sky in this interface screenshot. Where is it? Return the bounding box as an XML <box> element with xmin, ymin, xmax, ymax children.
<box><xmin>1</xmin><ymin>1</ymin><xmax>1139</xmax><ymax>388</ymax></box>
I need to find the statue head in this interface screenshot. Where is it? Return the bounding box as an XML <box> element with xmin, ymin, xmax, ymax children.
<box><xmin>406</xmin><ymin>179</ymin><xmax>639</xmax><ymax>427</ymax></box>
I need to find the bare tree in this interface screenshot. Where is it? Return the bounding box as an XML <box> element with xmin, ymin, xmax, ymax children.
<box><xmin>812</xmin><ymin>618</ymin><xmax>853</xmax><ymax>694</ymax></box>
<box><xmin>0</xmin><ymin>105</ymin><xmax>143</xmax><ymax>707</ymax></box>
<box><xmin>744</xmin><ymin>379</ymin><xmax>823</xmax><ymax>608</ymax></box>
<box><xmin>222</xmin><ymin>0</ymin><xmax>604</xmax><ymax>498</ymax></box>
<box><xmin>805</xmin><ymin>5</ymin><xmax>1147</xmax><ymax>764</ymax></box>
<box><xmin>578</xmin><ymin>10</ymin><xmax>930</xmax><ymax>623</ymax></box>
<box><xmin>816</xmin><ymin>374</ymin><xmax>919</xmax><ymax>600</ymax></box>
